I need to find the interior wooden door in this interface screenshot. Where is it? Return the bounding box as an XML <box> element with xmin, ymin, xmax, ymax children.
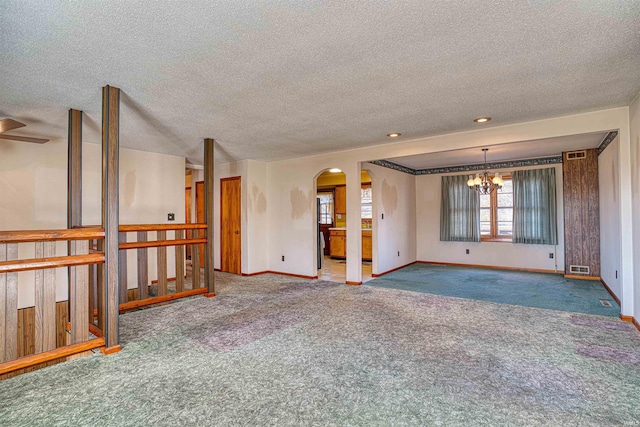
<box><xmin>195</xmin><ymin>181</ymin><xmax>205</xmax><ymax>268</ymax></box>
<box><xmin>185</xmin><ymin>186</ymin><xmax>191</xmax><ymax>260</ymax></box>
<box><xmin>221</xmin><ymin>177</ymin><xmax>242</xmax><ymax>274</ymax></box>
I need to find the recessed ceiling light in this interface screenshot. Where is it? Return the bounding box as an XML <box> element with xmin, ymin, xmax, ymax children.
<box><xmin>329</xmin><ymin>168</ymin><xmax>342</xmax><ymax>173</ymax></box>
<box><xmin>473</xmin><ymin>117</ymin><xmax>491</xmax><ymax>123</ymax></box>
<box><xmin>387</xmin><ymin>132</ymin><xmax>401</xmax><ymax>138</ymax></box>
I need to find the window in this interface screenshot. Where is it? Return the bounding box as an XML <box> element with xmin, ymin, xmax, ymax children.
<box><xmin>361</xmin><ymin>185</ymin><xmax>372</xmax><ymax>219</ymax></box>
<box><xmin>479</xmin><ymin>176</ymin><xmax>513</xmax><ymax>241</ymax></box>
<box><xmin>317</xmin><ymin>192</ymin><xmax>333</xmax><ymax>225</ymax></box>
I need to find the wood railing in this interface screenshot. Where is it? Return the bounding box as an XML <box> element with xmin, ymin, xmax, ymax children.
<box><xmin>117</xmin><ymin>224</ymin><xmax>208</xmax><ymax>312</ymax></box>
<box><xmin>0</xmin><ymin>227</ymin><xmax>106</xmax><ymax>377</ymax></box>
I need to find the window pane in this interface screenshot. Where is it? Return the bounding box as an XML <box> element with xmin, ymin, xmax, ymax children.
<box><xmin>479</xmin><ymin>194</ymin><xmax>490</xmax><ymax>208</ymax></box>
<box><xmin>361</xmin><ymin>187</ymin><xmax>372</xmax><ymax>203</ymax></box>
<box><xmin>361</xmin><ymin>203</ymin><xmax>372</xmax><ymax>219</ymax></box>
<box><xmin>499</xmin><ymin>179</ymin><xmax>512</xmax><ymax>193</ymax></box>
<box><xmin>497</xmin><ymin>193</ymin><xmax>512</xmax><ymax>207</ymax></box>
<box><xmin>318</xmin><ymin>192</ymin><xmax>333</xmax><ymax>225</ymax></box>
<box><xmin>497</xmin><ymin>208</ymin><xmax>512</xmax><ymax>222</ymax></box>
<box><xmin>497</xmin><ymin>222</ymin><xmax>512</xmax><ymax>235</ymax></box>
<box><xmin>480</xmin><ymin>208</ymin><xmax>490</xmax><ymax>222</ymax></box>
<box><xmin>480</xmin><ymin>222</ymin><xmax>490</xmax><ymax>235</ymax></box>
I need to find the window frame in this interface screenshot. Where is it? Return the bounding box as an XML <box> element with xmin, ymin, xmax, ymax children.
<box><xmin>480</xmin><ymin>174</ymin><xmax>513</xmax><ymax>243</ymax></box>
<box><xmin>317</xmin><ymin>190</ymin><xmax>334</xmax><ymax>225</ymax></box>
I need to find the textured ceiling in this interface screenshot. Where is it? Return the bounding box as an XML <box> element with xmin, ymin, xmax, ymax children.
<box><xmin>386</xmin><ymin>132</ymin><xmax>608</xmax><ymax>170</ymax></box>
<box><xmin>1</xmin><ymin>1</ymin><xmax>639</xmax><ymax>165</ymax></box>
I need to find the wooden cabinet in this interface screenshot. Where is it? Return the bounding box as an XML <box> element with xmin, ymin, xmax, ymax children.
<box><xmin>334</xmin><ymin>185</ymin><xmax>346</xmax><ymax>215</ymax></box>
<box><xmin>329</xmin><ymin>229</ymin><xmax>346</xmax><ymax>258</ymax></box>
<box><xmin>362</xmin><ymin>230</ymin><xmax>372</xmax><ymax>261</ymax></box>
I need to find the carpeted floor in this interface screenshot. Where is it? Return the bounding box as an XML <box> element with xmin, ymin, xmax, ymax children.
<box><xmin>366</xmin><ymin>263</ymin><xmax>619</xmax><ymax>317</ymax></box>
<box><xmin>1</xmin><ymin>272</ymin><xmax>639</xmax><ymax>426</ymax></box>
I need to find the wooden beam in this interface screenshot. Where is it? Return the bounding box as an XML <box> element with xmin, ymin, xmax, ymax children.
<box><xmin>34</xmin><ymin>242</ymin><xmax>56</xmax><ymax>354</ymax></box>
<box><xmin>68</xmin><ymin>109</ymin><xmax>83</xmax><ymax>229</ymax></box>
<box><xmin>118</xmin><ymin>232</ymin><xmax>128</xmax><ymax>305</ymax></box>
<box><xmin>156</xmin><ymin>230</ymin><xmax>167</xmax><ymax>296</ymax></box>
<box><xmin>0</xmin><ymin>254</ymin><xmax>104</xmax><ymax>274</ymax></box>
<box><xmin>0</xmin><ymin>228</ymin><xmax>104</xmax><ymax>244</ymax></box>
<box><xmin>190</xmin><ymin>229</ymin><xmax>200</xmax><ymax>289</ymax></box>
<box><xmin>69</xmin><ymin>240</ymin><xmax>89</xmax><ymax>344</ymax></box>
<box><xmin>119</xmin><ymin>238</ymin><xmax>207</xmax><ymax>250</ymax></box>
<box><xmin>175</xmin><ymin>230</ymin><xmax>185</xmax><ymax>293</ymax></box>
<box><xmin>119</xmin><ymin>223</ymin><xmax>207</xmax><ymax>232</ymax></box>
<box><xmin>0</xmin><ymin>337</ymin><xmax>105</xmax><ymax>375</ymax></box>
<box><xmin>203</xmin><ymin>138</ymin><xmax>215</xmax><ymax>296</ymax></box>
<box><xmin>119</xmin><ymin>288</ymin><xmax>208</xmax><ymax>313</ymax></box>
<box><xmin>101</xmin><ymin>85</ymin><xmax>120</xmax><ymax>351</ymax></box>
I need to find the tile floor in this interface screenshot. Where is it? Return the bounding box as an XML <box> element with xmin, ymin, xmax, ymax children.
<box><xmin>317</xmin><ymin>256</ymin><xmax>372</xmax><ymax>283</ymax></box>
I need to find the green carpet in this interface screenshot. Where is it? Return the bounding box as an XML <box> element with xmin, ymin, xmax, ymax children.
<box><xmin>366</xmin><ymin>263</ymin><xmax>619</xmax><ymax>317</ymax></box>
<box><xmin>1</xmin><ymin>272</ymin><xmax>639</xmax><ymax>426</ymax></box>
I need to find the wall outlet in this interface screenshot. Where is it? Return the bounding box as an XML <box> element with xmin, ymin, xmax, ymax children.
<box><xmin>281</xmin><ymin>255</ymin><xmax>285</xmax><ymax>262</ymax></box>
<box><xmin>397</xmin><ymin>251</ymin><xmax>400</xmax><ymax>257</ymax></box>
<box><xmin>381</xmin><ymin>213</ymin><xmax>384</xmax><ymax>220</ymax></box>
<box><xmin>616</xmin><ymin>270</ymin><xmax>618</xmax><ymax>279</ymax></box>
<box><xmin>549</xmin><ymin>253</ymin><xmax>554</xmax><ymax>259</ymax></box>
<box><xmin>466</xmin><ymin>249</ymin><xmax>469</xmax><ymax>254</ymax></box>
<box><xmin>167</xmin><ymin>213</ymin><xmax>175</xmax><ymax>221</ymax></box>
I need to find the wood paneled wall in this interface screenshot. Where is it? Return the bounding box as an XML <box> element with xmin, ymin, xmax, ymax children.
<box><xmin>563</xmin><ymin>149</ymin><xmax>600</xmax><ymax>277</ymax></box>
<box><xmin>0</xmin><ymin>301</ymin><xmax>69</xmax><ymax>380</ymax></box>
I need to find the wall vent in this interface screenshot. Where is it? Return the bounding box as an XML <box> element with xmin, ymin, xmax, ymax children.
<box><xmin>566</xmin><ymin>150</ymin><xmax>587</xmax><ymax>160</ymax></box>
<box><xmin>569</xmin><ymin>265</ymin><xmax>590</xmax><ymax>274</ymax></box>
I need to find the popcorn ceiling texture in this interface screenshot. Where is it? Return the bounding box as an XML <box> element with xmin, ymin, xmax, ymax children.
<box><xmin>1</xmin><ymin>272</ymin><xmax>639</xmax><ymax>426</ymax></box>
<box><xmin>1</xmin><ymin>2</ymin><xmax>639</xmax><ymax>165</ymax></box>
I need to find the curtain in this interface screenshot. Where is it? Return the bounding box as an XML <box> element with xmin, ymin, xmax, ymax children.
<box><xmin>512</xmin><ymin>167</ymin><xmax>557</xmax><ymax>245</ymax></box>
<box><xmin>440</xmin><ymin>175</ymin><xmax>480</xmax><ymax>242</ymax></box>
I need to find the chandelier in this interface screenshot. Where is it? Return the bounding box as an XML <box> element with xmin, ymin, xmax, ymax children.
<box><xmin>467</xmin><ymin>148</ymin><xmax>504</xmax><ymax>195</ymax></box>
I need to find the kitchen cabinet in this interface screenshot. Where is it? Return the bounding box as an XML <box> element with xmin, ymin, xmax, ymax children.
<box><xmin>362</xmin><ymin>230</ymin><xmax>372</xmax><ymax>261</ymax></box>
<box><xmin>329</xmin><ymin>229</ymin><xmax>346</xmax><ymax>258</ymax></box>
<box><xmin>334</xmin><ymin>185</ymin><xmax>346</xmax><ymax>215</ymax></box>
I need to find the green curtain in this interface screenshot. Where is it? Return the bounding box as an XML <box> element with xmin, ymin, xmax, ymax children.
<box><xmin>440</xmin><ymin>175</ymin><xmax>480</xmax><ymax>242</ymax></box>
<box><xmin>512</xmin><ymin>168</ymin><xmax>557</xmax><ymax>245</ymax></box>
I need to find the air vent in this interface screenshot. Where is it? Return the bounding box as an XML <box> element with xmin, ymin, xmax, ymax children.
<box><xmin>566</xmin><ymin>150</ymin><xmax>586</xmax><ymax>160</ymax></box>
<box><xmin>569</xmin><ymin>265</ymin><xmax>590</xmax><ymax>274</ymax></box>
<box><xmin>600</xmin><ymin>300</ymin><xmax>612</xmax><ymax>307</ymax></box>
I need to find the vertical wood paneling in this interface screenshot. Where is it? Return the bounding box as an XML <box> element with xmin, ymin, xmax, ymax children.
<box><xmin>34</xmin><ymin>242</ymin><xmax>56</xmax><ymax>353</ymax></box>
<box><xmin>96</xmin><ymin>239</ymin><xmax>105</xmax><ymax>332</ymax></box>
<box><xmin>137</xmin><ymin>231</ymin><xmax>148</xmax><ymax>300</ymax></box>
<box><xmin>1</xmin><ymin>244</ymin><xmax>19</xmax><ymax>362</ymax></box>
<box><xmin>17</xmin><ymin>307</ymin><xmax>35</xmax><ymax>359</ymax></box>
<box><xmin>118</xmin><ymin>232</ymin><xmax>128</xmax><ymax>304</ymax></box>
<box><xmin>175</xmin><ymin>230</ymin><xmax>185</xmax><ymax>293</ymax></box>
<box><xmin>56</xmin><ymin>301</ymin><xmax>69</xmax><ymax>348</ymax></box>
<box><xmin>204</xmin><ymin>138</ymin><xmax>216</xmax><ymax>296</ymax></box>
<box><xmin>102</xmin><ymin>85</ymin><xmax>120</xmax><ymax>351</ymax></box>
<box><xmin>562</xmin><ymin>149</ymin><xmax>600</xmax><ymax>277</ymax></box>
<box><xmin>156</xmin><ymin>230</ymin><xmax>167</xmax><ymax>296</ymax></box>
<box><xmin>190</xmin><ymin>229</ymin><xmax>200</xmax><ymax>289</ymax></box>
<box><xmin>70</xmin><ymin>240</ymin><xmax>89</xmax><ymax>344</ymax></box>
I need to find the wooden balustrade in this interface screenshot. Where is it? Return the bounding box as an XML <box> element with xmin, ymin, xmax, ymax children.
<box><xmin>118</xmin><ymin>223</ymin><xmax>208</xmax><ymax>312</ymax></box>
<box><xmin>0</xmin><ymin>228</ymin><xmax>106</xmax><ymax>378</ymax></box>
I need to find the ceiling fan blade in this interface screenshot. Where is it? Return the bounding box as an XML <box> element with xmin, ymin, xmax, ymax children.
<box><xmin>0</xmin><ymin>118</ymin><xmax>26</xmax><ymax>133</ymax></box>
<box><xmin>0</xmin><ymin>134</ymin><xmax>49</xmax><ymax>144</ymax></box>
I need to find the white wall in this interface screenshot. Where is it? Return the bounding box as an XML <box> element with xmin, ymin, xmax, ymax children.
<box><xmin>599</xmin><ymin>136</ymin><xmax>621</xmax><ymax>298</ymax></box>
<box><xmin>0</xmin><ymin>139</ymin><xmax>185</xmax><ymax>307</ymax></box>
<box><xmin>630</xmin><ymin>91</ymin><xmax>640</xmax><ymax>321</ymax></box>
<box><xmin>416</xmin><ymin>164</ymin><xmax>564</xmax><ymax>272</ymax></box>
<box><xmin>245</xmin><ymin>160</ymin><xmax>269</xmax><ymax>274</ymax></box>
<box><xmin>364</xmin><ymin>163</ymin><xmax>416</xmax><ymax>275</ymax></box>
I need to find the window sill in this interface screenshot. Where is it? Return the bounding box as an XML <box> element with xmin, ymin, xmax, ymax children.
<box><xmin>481</xmin><ymin>237</ymin><xmax>513</xmax><ymax>243</ymax></box>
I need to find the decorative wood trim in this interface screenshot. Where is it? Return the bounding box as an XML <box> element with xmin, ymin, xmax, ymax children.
<box><xmin>346</xmin><ymin>281</ymin><xmax>362</xmax><ymax>286</ymax></box>
<box><xmin>600</xmin><ymin>278</ymin><xmax>621</xmax><ymax>306</ymax></box>
<box><xmin>100</xmin><ymin>344</ymin><xmax>122</xmax><ymax>355</ymax></box>
<box><xmin>620</xmin><ymin>314</ymin><xmax>633</xmax><ymax>322</ymax></box>
<box><xmin>88</xmin><ymin>323</ymin><xmax>103</xmax><ymax>338</ymax></box>
<box><xmin>242</xmin><ymin>271</ymin><xmax>269</xmax><ymax>277</ymax></box>
<box><xmin>417</xmin><ymin>261</ymin><xmax>560</xmax><ymax>275</ymax></box>
<box><xmin>371</xmin><ymin>261</ymin><xmax>417</xmax><ymax>277</ymax></box>
<box><xmin>263</xmin><ymin>271</ymin><xmax>318</xmax><ymax>280</ymax></box>
<box><xmin>597</xmin><ymin>131</ymin><xmax>618</xmax><ymax>155</ymax></box>
<box><xmin>632</xmin><ymin>317</ymin><xmax>640</xmax><ymax>332</ymax></box>
<box><xmin>0</xmin><ymin>337</ymin><xmax>104</xmax><ymax>375</ymax></box>
<box><xmin>0</xmin><ymin>228</ymin><xmax>104</xmax><ymax>244</ymax></box>
<box><xmin>119</xmin><ymin>223</ymin><xmax>207</xmax><ymax>232</ymax></box>
<box><xmin>118</xmin><ymin>288</ymin><xmax>208</xmax><ymax>313</ymax></box>
<box><xmin>204</xmin><ymin>292</ymin><xmax>216</xmax><ymax>298</ymax></box>
<box><xmin>564</xmin><ymin>275</ymin><xmax>602</xmax><ymax>281</ymax></box>
<box><xmin>0</xmin><ymin>254</ymin><xmax>105</xmax><ymax>274</ymax></box>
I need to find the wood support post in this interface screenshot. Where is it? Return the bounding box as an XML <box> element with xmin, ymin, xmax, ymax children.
<box><xmin>137</xmin><ymin>232</ymin><xmax>148</xmax><ymax>300</ymax></box>
<box><xmin>101</xmin><ymin>85</ymin><xmax>121</xmax><ymax>353</ymax></box>
<box><xmin>203</xmin><ymin>138</ymin><xmax>215</xmax><ymax>297</ymax></box>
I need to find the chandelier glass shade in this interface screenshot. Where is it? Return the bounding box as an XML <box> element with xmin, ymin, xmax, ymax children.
<box><xmin>467</xmin><ymin>149</ymin><xmax>504</xmax><ymax>195</ymax></box>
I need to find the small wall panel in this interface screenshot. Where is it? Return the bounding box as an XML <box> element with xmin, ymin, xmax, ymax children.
<box><xmin>563</xmin><ymin>149</ymin><xmax>600</xmax><ymax>277</ymax></box>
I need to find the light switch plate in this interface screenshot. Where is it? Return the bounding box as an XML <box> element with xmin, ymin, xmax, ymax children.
<box><xmin>167</xmin><ymin>213</ymin><xmax>175</xmax><ymax>221</ymax></box>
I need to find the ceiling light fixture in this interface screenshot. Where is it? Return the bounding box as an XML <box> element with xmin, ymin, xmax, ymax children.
<box><xmin>329</xmin><ymin>168</ymin><xmax>342</xmax><ymax>173</ymax></box>
<box><xmin>387</xmin><ymin>132</ymin><xmax>401</xmax><ymax>138</ymax></box>
<box><xmin>473</xmin><ymin>117</ymin><xmax>491</xmax><ymax>123</ymax></box>
<box><xmin>467</xmin><ymin>148</ymin><xmax>503</xmax><ymax>195</ymax></box>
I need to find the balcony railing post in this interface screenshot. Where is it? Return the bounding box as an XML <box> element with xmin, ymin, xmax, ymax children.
<box><xmin>204</xmin><ymin>138</ymin><xmax>216</xmax><ymax>297</ymax></box>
